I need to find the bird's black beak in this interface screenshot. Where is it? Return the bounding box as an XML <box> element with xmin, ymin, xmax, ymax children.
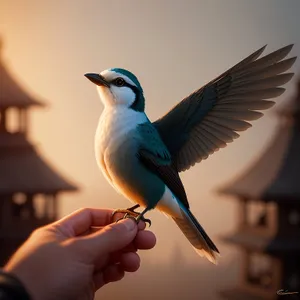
<box><xmin>84</xmin><ymin>73</ymin><xmax>110</xmax><ymax>87</ymax></box>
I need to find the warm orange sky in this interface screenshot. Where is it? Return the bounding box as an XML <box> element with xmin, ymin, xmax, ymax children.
<box><xmin>1</xmin><ymin>0</ymin><xmax>300</xmax><ymax>271</ymax></box>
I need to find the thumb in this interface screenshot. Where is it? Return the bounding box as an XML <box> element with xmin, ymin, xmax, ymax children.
<box><xmin>78</xmin><ymin>218</ymin><xmax>138</xmax><ymax>260</ymax></box>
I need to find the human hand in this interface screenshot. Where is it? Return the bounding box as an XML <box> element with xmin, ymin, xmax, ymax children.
<box><xmin>4</xmin><ymin>208</ymin><xmax>156</xmax><ymax>300</ymax></box>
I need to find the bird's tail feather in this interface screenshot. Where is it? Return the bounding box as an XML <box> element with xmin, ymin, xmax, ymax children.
<box><xmin>172</xmin><ymin>204</ymin><xmax>220</xmax><ymax>264</ymax></box>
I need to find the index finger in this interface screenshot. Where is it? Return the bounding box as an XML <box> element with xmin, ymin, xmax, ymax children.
<box><xmin>52</xmin><ymin>208</ymin><xmax>146</xmax><ymax>237</ymax></box>
<box><xmin>53</xmin><ymin>208</ymin><xmax>114</xmax><ymax>236</ymax></box>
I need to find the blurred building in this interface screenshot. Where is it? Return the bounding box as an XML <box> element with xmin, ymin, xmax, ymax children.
<box><xmin>217</xmin><ymin>79</ymin><xmax>300</xmax><ymax>299</ymax></box>
<box><xmin>0</xmin><ymin>39</ymin><xmax>77</xmax><ymax>266</ymax></box>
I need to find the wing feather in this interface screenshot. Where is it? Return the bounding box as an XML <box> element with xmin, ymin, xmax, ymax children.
<box><xmin>205</xmin><ymin>115</ymin><xmax>252</xmax><ymax>131</ymax></box>
<box><xmin>209</xmin><ymin>109</ymin><xmax>263</xmax><ymax>121</ymax></box>
<box><xmin>197</xmin><ymin>133</ymin><xmax>216</xmax><ymax>154</ymax></box>
<box><xmin>200</xmin><ymin>129</ymin><xmax>227</xmax><ymax>148</ymax></box>
<box><xmin>240</xmin><ymin>44</ymin><xmax>293</xmax><ymax>71</ymax></box>
<box><xmin>219</xmin><ymin>88</ymin><xmax>285</xmax><ymax>102</ymax></box>
<box><xmin>153</xmin><ymin>45</ymin><xmax>296</xmax><ymax>172</ymax></box>
<box><xmin>200</xmin><ymin>124</ymin><xmax>234</xmax><ymax>143</ymax></box>
<box><xmin>235</xmin><ymin>57</ymin><xmax>297</xmax><ymax>80</ymax></box>
<box><xmin>190</xmin><ymin>138</ymin><xmax>207</xmax><ymax>160</ymax></box>
<box><xmin>194</xmin><ymin>134</ymin><xmax>212</xmax><ymax>156</ymax></box>
<box><xmin>216</xmin><ymin>100</ymin><xmax>275</xmax><ymax>110</ymax></box>
<box><xmin>202</xmin><ymin>120</ymin><xmax>240</xmax><ymax>140</ymax></box>
<box><xmin>228</xmin><ymin>73</ymin><xmax>294</xmax><ymax>93</ymax></box>
<box><xmin>193</xmin><ymin>135</ymin><xmax>210</xmax><ymax>158</ymax></box>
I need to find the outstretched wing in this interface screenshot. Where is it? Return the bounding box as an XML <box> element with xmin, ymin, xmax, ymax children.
<box><xmin>153</xmin><ymin>44</ymin><xmax>296</xmax><ymax>172</ymax></box>
<box><xmin>137</xmin><ymin>123</ymin><xmax>189</xmax><ymax>208</ymax></box>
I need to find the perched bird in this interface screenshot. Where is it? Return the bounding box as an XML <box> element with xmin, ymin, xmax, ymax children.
<box><xmin>85</xmin><ymin>45</ymin><xmax>296</xmax><ymax>264</ymax></box>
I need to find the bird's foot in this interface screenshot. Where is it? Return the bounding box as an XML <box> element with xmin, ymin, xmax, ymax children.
<box><xmin>135</xmin><ymin>213</ymin><xmax>152</xmax><ymax>227</ymax></box>
<box><xmin>112</xmin><ymin>204</ymin><xmax>152</xmax><ymax>227</ymax></box>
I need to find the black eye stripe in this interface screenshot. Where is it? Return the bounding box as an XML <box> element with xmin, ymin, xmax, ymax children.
<box><xmin>111</xmin><ymin>77</ymin><xmax>139</xmax><ymax>92</ymax></box>
<box><xmin>117</xmin><ymin>80</ymin><xmax>140</xmax><ymax>98</ymax></box>
<box><xmin>108</xmin><ymin>75</ymin><xmax>143</xmax><ymax>111</ymax></box>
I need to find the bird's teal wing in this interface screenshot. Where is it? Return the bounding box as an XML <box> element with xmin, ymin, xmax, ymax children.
<box><xmin>137</xmin><ymin>122</ymin><xmax>189</xmax><ymax>208</ymax></box>
<box><xmin>153</xmin><ymin>44</ymin><xmax>296</xmax><ymax>172</ymax></box>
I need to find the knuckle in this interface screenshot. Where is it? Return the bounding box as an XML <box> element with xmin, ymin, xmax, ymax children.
<box><xmin>76</xmin><ymin>207</ymin><xmax>91</xmax><ymax>214</ymax></box>
<box><xmin>31</xmin><ymin>227</ymin><xmax>44</xmax><ymax>237</ymax></box>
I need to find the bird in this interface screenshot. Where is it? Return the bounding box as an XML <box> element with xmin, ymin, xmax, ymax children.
<box><xmin>85</xmin><ymin>44</ymin><xmax>296</xmax><ymax>264</ymax></box>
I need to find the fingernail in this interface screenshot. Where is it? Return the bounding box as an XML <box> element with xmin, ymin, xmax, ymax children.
<box><xmin>122</xmin><ymin>219</ymin><xmax>136</xmax><ymax>231</ymax></box>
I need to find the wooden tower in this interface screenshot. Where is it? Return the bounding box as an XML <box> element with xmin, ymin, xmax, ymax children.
<box><xmin>0</xmin><ymin>39</ymin><xmax>77</xmax><ymax>266</ymax></box>
<box><xmin>217</xmin><ymin>79</ymin><xmax>300</xmax><ymax>299</ymax></box>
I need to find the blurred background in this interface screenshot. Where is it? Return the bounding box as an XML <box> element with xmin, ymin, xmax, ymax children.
<box><xmin>1</xmin><ymin>0</ymin><xmax>300</xmax><ymax>299</ymax></box>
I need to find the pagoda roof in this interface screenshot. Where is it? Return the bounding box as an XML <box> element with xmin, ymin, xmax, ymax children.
<box><xmin>0</xmin><ymin>132</ymin><xmax>77</xmax><ymax>194</ymax></box>
<box><xmin>0</xmin><ymin>40</ymin><xmax>44</xmax><ymax>109</ymax></box>
<box><xmin>217</xmin><ymin>78</ymin><xmax>300</xmax><ymax>203</ymax></box>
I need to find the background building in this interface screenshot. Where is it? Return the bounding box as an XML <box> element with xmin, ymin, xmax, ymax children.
<box><xmin>218</xmin><ymin>79</ymin><xmax>300</xmax><ymax>299</ymax></box>
<box><xmin>0</xmin><ymin>39</ymin><xmax>77</xmax><ymax>266</ymax></box>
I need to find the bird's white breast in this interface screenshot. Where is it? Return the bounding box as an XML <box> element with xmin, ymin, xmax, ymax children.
<box><xmin>95</xmin><ymin>106</ymin><xmax>148</xmax><ymax>188</ymax></box>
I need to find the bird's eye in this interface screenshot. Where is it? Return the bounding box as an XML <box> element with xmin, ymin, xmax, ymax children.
<box><xmin>114</xmin><ymin>78</ymin><xmax>125</xmax><ymax>87</ymax></box>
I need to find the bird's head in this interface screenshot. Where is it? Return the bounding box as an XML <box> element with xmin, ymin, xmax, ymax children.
<box><xmin>85</xmin><ymin>68</ymin><xmax>145</xmax><ymax>112</ymax></box>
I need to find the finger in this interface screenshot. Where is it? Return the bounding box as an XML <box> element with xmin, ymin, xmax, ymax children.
<box><xmin>85</xmin><ymin>229</ymin><xmax>155</xmax><ymax>253</ymax></box>
<box><xmin>108</xmin><ymin>231</ymin><xmax>156</xmax><ymax>263</ymax></box>
<box><xmin>93</xmin><ymin>264</ymin><xmax>125</xmax><ymax>290</ymax></box>
<box><xmin>77</xmin><ymin>218</ymin><xmax>138</xmax><ymax>262</ymax></box>
<box><xmin>138</xmin><ymin>221</ymin><xmax>146</xmax><ymax>230</ymax></box>
<box><xmin>52</xmin><ymin>208</ymin><xmax>114</xmax><ymax>236</ymax></box>
<box><xmin>119</xmin><ymin>252</ymin><xmax>140</xmax><ymax>272</ymax></box>
<box><xmin>134</xmin><ymin>230</ymin><xmax>157</xmax><ymax>250</ymax></box>
<box><xmin>109</xmin><ymin>246</ymin><xmax>137</xmax><ymax>264</ymax></box>
<box><xmin>103</xmin><ymin>264</ymin><xmax>125</xmax><ymax>284</ymax></box>
<box><xmin>111</xmin><ymin>214</ymin><xmax>145</xmax><ymax>230</ymax></box>
<box><xmin>80</xmin><ymin>226</ymin><xmax>103</xmax><ymax>237</ymax></box>
<box><xmin>109</xmin><ymin>242</ymin><xmax>138</xmax><ymax>264</ymax></box>
<box><xmin>81</xmin><ymin>220</ymin><xmax>145</xmax><ymax>237</ymax></box>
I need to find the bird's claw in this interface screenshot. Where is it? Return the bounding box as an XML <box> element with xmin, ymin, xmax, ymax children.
<box><xmin>112</xmin><ymin>206</ymin><xmax>152</xmax><ymax>227</ymax></box>
<box><xmin>115</xmin><ymin>214</ymin><xmax>137</xmax><ymax>223</ymax></box>
<box><xmin>136</xmin><ymin>214</ymin><xmax>152</xmax><ymax>227</ymax></box>
<box><xmin>112</xmin><ymin>208</ymin><xmax>139</xmax><ymax>220</ymax></box>
<box><xmin>143</xmin><ymin>217</ymin><xmax>152</xmax><ymax>227</ymax></box>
